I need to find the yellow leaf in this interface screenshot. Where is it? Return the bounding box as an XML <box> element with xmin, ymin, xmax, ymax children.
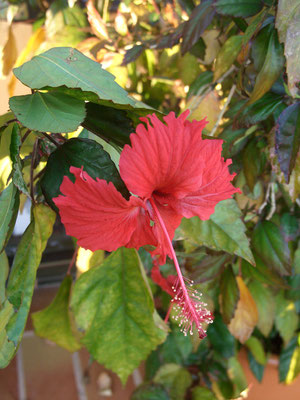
<box><xmin>228</xmin><ymin>277</ymin><xmax>258</xmax><ymax>343</ymax></box>
<box><xmin>1</xmin><ymin>25</ymin><xmax>18</xmax><ymax>77</ymax></box>
<box><xmin>86</xmin><ymin>0</ymin><xmax>109</xmax><ymax>40</ymax></box>
<box><xmin>76</xmin><ymin>247</ymin><xmax>104</xmax><ymax>275</ymax></box>
<box><xmin>8</xmin><ymin>27</ymin><xmax>45</xmax><ymax>96</ymax></box>
<box><xmin>186</xmin><ymin>90</ymin><xmax>220</xmax><ymax>131</ymax></box>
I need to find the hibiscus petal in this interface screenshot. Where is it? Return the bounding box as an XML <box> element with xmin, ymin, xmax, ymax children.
<box><xmin>119</xmin><ymin>110</ymin><xmax>209</xmax><ymax>199</ymax></box>
<box><xmin>53</xmin><ymin>167</ymin><xmax>157</xmax><ymax>252</ymax></box>
<box><xmin>165</xmin><ymin>139</ymin><xmax>241</xmax><ymax>220</ymax></box>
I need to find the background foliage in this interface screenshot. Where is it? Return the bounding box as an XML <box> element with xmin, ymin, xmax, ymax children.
<box><xmin>0</xmin><ymin>0</ymin><xmax>300</xmax><ymax>398</ymax></box>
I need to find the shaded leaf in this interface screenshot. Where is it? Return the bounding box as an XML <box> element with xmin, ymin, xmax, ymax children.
<box><xmin>215</xmin><ymin>0</ymin><xmax>263</xmax><ymax>17</ymax></box>
<box><xmin>227</xmin><ymin>357</ymin><xmax>248</xmax><ymax>397</ymax></box>
<box><xmin>242</xmin><ymin>92</ymin><xmax>283</xmax><ymax>125</ymax></box>
<box><xmin>32</xmin><ymin>275</ymin><xmax>80</xmax><ymax>352</ymax></box>
<box><xmin>40</xmin><ymin>137</ymin><xmax>129</xmax><ymax>210</ymax></box>
<box><xmin>154</xmin><ymin>364</ymin><xmax>192</xmax><ymax>400</ymax></box>
<box><xmin>285</xmin><ymin>336</ymin><xmax>300</xmax><ymax>384</ymax></box>
<box><xmin>160</xmin><ymin>326</ymin><xmax>193</xmax><ymax>365</ymax></box>
<box><xmin>10</xmin><ymin>124</ymin><xmax>29</xmax><ymax>195</ymax></box>
<box><xmin>131</xmin><ymin>383</ymin><xmax>170</xmax><ymax>400</ymax></box>
<box><xmin>0</xmin><ymin>204</ymin><xmax>55</xmax><ymax>368</ymax></box>
<box><xmin>228</xmin><ymin>277</ymin><xmax>258</xmax><ymax>343</ymax></box>
<box><xmin>122</xmin><ymin>45</ymin><xmax>144</xmax><ymax>66</ymax></box>
<box><xmin>275</xmin><ymin>102</ymin><xmax>300</xmax><ymax>183</ymax></box>
<box><xmin>248</xmin><ymin>281</ymin><xmax>275</xmax><ymax>337</ymax></box>
<box><xmin>0</xmin><ymin>251</ymin><xmax>9</xmax><ymax>305</ymax></box>
<box><xmin>242</xmin><ymin>140</ymin><xmax>265</xmax><ymax>191</ymax></box>
<box><xmin>275</xmin><ymin>291</ymin><xmax>298</xmax><ymax>345</ymax></box>
<box><xmin>219</xmin><ymin>266</ymin><xmax>239</xmax><ymax>324</ymax></box>
<box><xmin>13</xmin><ymin>47</ymin><xmax>149</xmax><ymax>110</ymax></box>
<box><xmin>242</xmin><ymin>8</ymin><xmax>267</xmax><ymax>46</ymax></box>
<box><xmin>9</xmin><ymin>91</ymin><xmax>86</xmax><ymax>134</ymax></box>
<box><xmin>181</xmin><ymin>0</ymin><xmax>215</xmax><ymax>55</ymax></box>
<box><xmin>207</xmin><ymin>313</ymin><xmax>235</xmax><ymax>358</ymax></box>
<box><xmin>0</xmin><ymin>182</ymin><xmax>19</xmax><ymax>254</ymax></box>
<box><xmin>252</xmin><ymin>221</ymin><xmax>292</xmax><ymax>275</ymax></box>
<box><xmin>71</xmin><ymin>248</ymin><xmax>167</xmax><ymax>384</ymax></box>
<box><xmin>248</xmin><ymin>351</ymin><xmax>265</xmax><ymax>382</ymax></box>
<box><xmin>188</xmin><ymin>71</ymin><xmax>213</xmax><ymax>99</ymax></box>
<box><xmin>249</xmin><ymin>29</ymin><xmax>285</xmax><ymax>103</ymax></box>
<box><xmin>180</xmin><ymin>199</ymin><xmax>254</xmax><ymax>265</ymax></box>
<box><xmin>214</xmin><ymin>35</ymin><xmax>243</xmax><ymax>81</ymax></box>
<box><xmin>192</xmin><ymin>386</ymin><xmax>217</xmax><ymax>400</ymax></box>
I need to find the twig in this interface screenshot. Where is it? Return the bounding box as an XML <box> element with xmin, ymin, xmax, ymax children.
<box><xmin>30</xmin><ymin>139</ymin><xmax>39</xmax><ymax>204</ymax></box>
<box><xmin>21</xmin><ymin>129</ymin><xmax>31</xmax><ymax>144</ymax></box>
<box><xmin>209</xmin><ymin>84</ymin><xmax>236</xmax><ymax>136</ymax></box>
<box><xmin>40</xmin><ymin>132</ymin><xmax>60</xmax><ymax>147</ymax></box>
<box><xmin>67</xmin><ymin>245</ymin><xmax>79</xmax><ymax>275</ymax></box>
<box><xmin>258</xmin><ymin>180</ymin><xmax>277</xmax><ymax>220</ymax></box>
<box><xmin>5</xmin><ymin>118</ymin><xmax>17</xmax><ymax>125</ymax></box>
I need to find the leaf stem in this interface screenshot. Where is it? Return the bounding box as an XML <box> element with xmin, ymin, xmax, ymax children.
<box><xmin>30</xmin><ymin>139</ymin><xmax>39</xmax><ymax>204</ymax></box>
<box><xmin>41</xmin><ymin>132</ymin><xmax>60</xmax><ymax>147</ymax></box>
<box><xmin>67</xmin><ymin>245</ymin><xmax>79</xmax><ymax>276</ymax></box>
<box><xmin>21</xmin><ymin>129</ymin><xmax>31</xmax><ymax>144</ymax></box>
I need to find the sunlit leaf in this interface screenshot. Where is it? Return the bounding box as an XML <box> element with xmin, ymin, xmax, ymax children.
<box><xmin>1</xmin><ymin>25</ymin><xmax>17</xmax><ymax>77</ymax></box>
<box><xmin>245</xmin><ymin>336</ymin><xmax>266</xmax><ymax>365</ymax></box>
<box><xmin>71</xmin><ymin>248</ymin><xmax>167</xmax><ymax>383</ymax></box>
<box><xmin>0</xmin><ymin>182</ymin><xmax>19</xmax><ymax>254</ymax></box>
<box><xmin>214</xmin><ymin>35</ymin><xmax>243</xmax><ymax>81</ymax></box>
<box><xmin>275</xmin><ymin>291</ymin><xmax>298</xmax><ymax>345</ymax></box>
<box><xmin>32</xmin><ymin>275</ymin><xmax>81</xmax><ymax>352</ymax></box>
<box><xmin>228</xmin><ymin>277</ymin><xmax>258</xmax><ymax>343</ymax></box>
<box><xmin>192</xmin><ymin>386</ymin><xmax>217</xmax><ymax>400</ymax></box>
<box><xmin>179</xmin><ymin>199</ymin><xmax>254</xmax><ymax>265</ymax></box>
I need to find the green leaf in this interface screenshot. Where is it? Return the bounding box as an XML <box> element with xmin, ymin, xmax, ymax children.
<box><xmin>275</xmin><ymin>291</ymin><xmax>298</xmax><ymax>345</ymax></box>
<box><xmin>275</xmin><ymin>103</ymin><xmax>300</xmax><ymax>183</ymax></box>
<box><xmin>181</xmin><ymin>0</ymin><xmax>215</xmax><ymax>55</ymax></box>
<box><xmin>252</xmin><ymin>221</ymin><xmax>292</xmax><ymax>275</ymax></box>
<box><xmin>227</xmin><ymin>357</ymin><xmax>248</xmax><ymax>397</ymax></box>
<box><xmin>247</xmin><ymin>351</ymin><xmax>265</xmax><ymax>382</ymax></box>
<box><xmin>9</xmin><ymin>91</ymin><xmax>86</xmax><ymax>134</ymax></box>
<box><xmin>213</xmin><ymin>35</ymin><xmax>243</xmax><ymax>81</ymax></box>
<box><xmin>242</xmin><ymin>140</ymin><xmax>265</xmax><ymax>192</ymax></box>
<box><xmin>0</xmin><ymin>124</ymin><xmax>13</xmax><ymax>192</ymax></box>
<box><xmin>40</xmin><ymin>137</ymin><xmax>129</xmax><ymax>210</ymax></box>
<box><xmin>13</xmin><ymin>47</ymin><xmax>148</xmax><ymax>110</ymax></box>
<box><xmin>242</xmin><ymin>9</ymin><xmax>267</xmax><ymax>46</ymax></box>
<box><xmin>192</xmin><ymin>387</ymin><xmax>217</xmax><ymax>400</ymax></box>
<box><xmin>276</xmin><ymin>0</ymin><xmax>300</xmax><ymax>96</ymax></box>
<box><xmin>0</xmin><ymin>204</ymin><xmax>55</xmax><ymax>368</ymax></box>
<box><xmin>179</xmin><ymin>199</ymin><xmax>254</xmax><ymax>265</ymax></box>
<box><xmin>249</xmin><ymin>29</ymin><xmax>285</xmax><ymax>104</ymax></box>
<box><xmin>10</xmin><ymin>123</ymin><xmax>29</xmax><ymax>195</ymax></box>
<box><xmin>285</xmin><ymin>335</ymin><xmax>300</xmax><ymax>384</ymax></box>
<box><xmin>160</xmin><ymin>326</ymin><xmax>193</xmax><ymax>365</ymax></box>
<box><xmin>0</xmin><ymin>251</ymin><xmax>9</xmax><ymax>305</ymax></box>
<box><xmin>242</xmin><ymin>92</ymin><xmax>283</xmax><ymax>124</ymax></box>
<box><xmin>207</xmin><ymin>314</ymin><xmax>235</xmax><ymax>358</ymax></box>
<box><xmin>279</xmin><ymin>336</ymin><xmax>298</xmax><ymax>382</ymax></box>
<box><xmin>219</xmin><ymin>266</ymin><xmax>239</xmax><ymax>324</ymax></box>
<box><xmin>0</xmin><ymin>182</ymin><xmax>19</xmax><ymax>253</ymax></box>
<box><xmin>215</xmin><ymin>0</ymin><xmax>263</xmax><ymax>17</ymax></box>
<box><xmin>32</xmin><ymin>275</ymin><xmax>80</xmax><ymax>352</ymax></box>
<box><xmin>188</xmin><ymin>71</ymin><xmax>213</xmax><ymax>99</ymax></box>
<box><xmin>248</xmin><ymin>281</ymin><xmax>275</xmax><ymax>337</ymax></box>
<box><xmin>245</xmin><ymin>336</ymin><xmax>266</xmax><ymax>365</ymax></box>
<box><xmin>131</xmin><ymin>383</ymin><xmax>170</xmax><ymax>400</ymax></box>
<box><xmin>83</xmin><ymin>102</ymin><xmax>133</xmax><ymax>146</ymax></box>
<box><xmin>70</xmin><ymin>248</ymin><xmax>167</xmax><ymax>384</ymax></box>
<box><xmin>154</xmin><ymin>364</ymin><xmax>192</xmax><ymax>400</ymax></box>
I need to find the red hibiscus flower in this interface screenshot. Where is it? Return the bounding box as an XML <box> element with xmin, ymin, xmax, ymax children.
<box><xmin>54</xmin><ymin>110</ymin><xmax>240</xmax><ymax>337</ymax></box>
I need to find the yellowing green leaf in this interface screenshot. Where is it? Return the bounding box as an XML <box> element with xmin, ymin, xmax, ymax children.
<box><xmin>275</xmin><ymin>291</ymin><xmax>298</xmax><ymax>345</ymax></box>
<box><xmin>1</xmin><ymin>25</ymin><xmax>17</xmax><ymax>77</ymax></box>
<box><xmin>228</xmin><ymin>277</ymin><xmax>258</xmax><ymax>343</ymax></box>
<box><xmin>214</xmin><ymin>35</ymin><xmax>243</xmax><ymax>81</ymax></box>
<box><xmin>32</xmin><ymin>276</ymin><xmax>81</xmax><ymax>352</ymax></box>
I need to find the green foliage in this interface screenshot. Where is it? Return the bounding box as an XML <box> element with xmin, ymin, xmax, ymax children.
<box><xmin>0</xmin><ymin>0</ymin><xmax>299</xmax><ymax>396</ymax></box>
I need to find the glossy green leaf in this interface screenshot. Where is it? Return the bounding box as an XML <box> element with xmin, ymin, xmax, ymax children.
<box><xmin>245</xmin><ymin>336</ymin><xmax>266</xmax><ymax>365</ymax></box>
<box><xmin>13</xmin><ymin>47</ymin><xmax>149</xmax><ymax>110</ymax></box>
<box><xmin>219</xmin><ymin>266</ymin><xmax>239</xmax><ymax>324</ymax></box>
<box><xmin>10</xmin><ymin>124</ymin><xmax>29</xmax><ymax>195</ymax></box>
<box><xmin>0</xmin><ymin>204</ymin><xmax>55</xmax><ymax>368</ymax></box>
<box><xmin>192</xmin><ymin>386</ymin><xmax>217</xmax><ymax>400</ymax></box>
<box><xmin>207</xmin><ymin>314</ymin><xmax>235</xmax><ymax>358</ymax></box>
<box><xmin>0</xmin><ymin>251</ymin><xmax>9</xmax><ymax>305</ymax></box>
<box><xmin>251</xmin><ymin>23</ymin><xmax>273</xmax><ymax>72</ymax></box>
<box><xmin>82</xmin><ymin>102</ymin><xmax>133</xmax><ymax>147</ymax></box>
<box><xmin>242</xmin><ymin>92</ymin><xmax>283</xmax><ymax>124</ymax></box>
<box><xmin>181</xmin><ymin>0</ymin><xmax>215</xmax><ymax>55</ymax></box>
<box><xmin>275</xmin><ymin>291</ymin><xmax>298</xmax><ymax>345</ymax></box>
<box><xmin>214</xmin><ymin>35</ymin><xmax>243</xmax><ymax>81</ymax></box>
<box><xmin>242</xmin><ymin>9</ymin><xmax>267</xmax><ymax>46</ymax></box>
<box><xmin>180</xmin><ymin>199</ymin><xmax>254</xmax><ymax>265</ymax></box>
<box><xmin>131</xmin><ymin>383</ymin><xmax>170</xmax><ymax>400</ymax></box>
<box><xmin>71</xmin><ymin>248</ymin><xmax>167</xmax><ymax>384</ymax></box>
<box><xmin>40</xmin><ymin>138</ymin><xmax>129</xmax><ymax>210</ymax></box>
<box><xmin>252</xmin><ymin>221</ymin><xmax>292</xmax><ymax>275</ymax></box>
<box><xmin>249</xmin><ymin>29</ymin><xmax>285</xmax><ymax>104</ymax></box>
<box><xmin>32</xmin><ymin>275</ymin><xmax>80</xmax><ymax>352</ymax></box>
<box><xmin>154</xmin><ymin>363</ymin><xmax>192</xmax><ymax>400</ymax></box>
<box><xmin>215</xmin><ymin>0</ymin><xmax>263</xmax><ymax>17</ymax></box>
<box><xmin>0</xmin><ymin>182</ymin><xmax>19</xmax><ymax>253</ymax></box>
<box><xmin>9</xmin><ymin>91</ymin><xmax>86</xmax><ymax>134</ymax></box>
<box><xmin>248</xmin><ymin>281</ymin><xmax>275</xmax><ymax>337</ymax></box>
<box><xmin>275</xmin><ymin>103</ymin><xmax>300</xmax><ymax>183</ymax></box>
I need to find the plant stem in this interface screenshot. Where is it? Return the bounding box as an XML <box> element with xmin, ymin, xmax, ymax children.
<box><xmin>30</xmin><ymin>139</ymin><xmax>39</xmax><ymax>204</ymax></box>
<box><xmin>41</xmin><ymin>132</ymin><xmax>60</xmax><ymax>147</ymax></box>
<box><xmin>67</xmin><ymin>245</ymin><xmax>79</xmax><ymax>275</ymax></box>
<box><xmin>21</xmin><ymin>129</ymin><xmax>31</xmax><ymax>144</ymax></box>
